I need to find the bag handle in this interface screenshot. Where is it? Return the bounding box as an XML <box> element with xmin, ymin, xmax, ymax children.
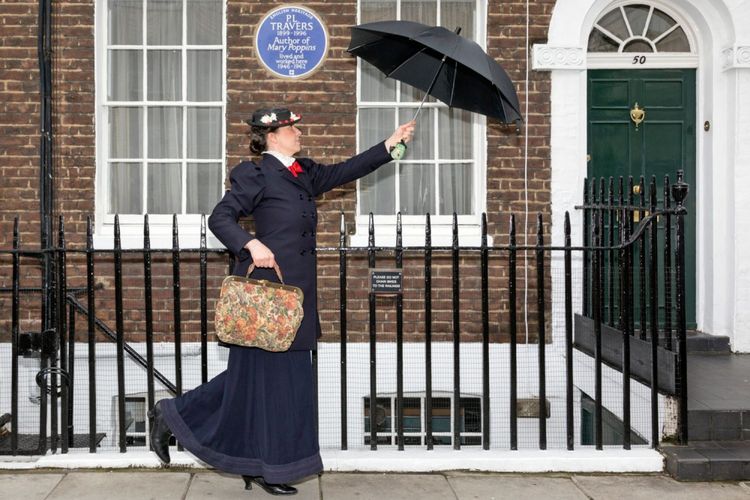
<box><xmin>247</xmin><ymin>263</ymin><xmax>285</xmax><ymax>284</ymax></box>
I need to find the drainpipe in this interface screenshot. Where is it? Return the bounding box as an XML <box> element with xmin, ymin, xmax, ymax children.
<box><xmin>37</xmin><ymin>0</ymin><xmax>54</xmax><ymax>329</ymax></box>
<box><xmin>37</xmin><ymin>0</ymin><xmax>54</xmax><ymax>455</ymax></box>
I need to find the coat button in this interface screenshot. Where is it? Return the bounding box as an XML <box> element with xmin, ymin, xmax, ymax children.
<box><xmin>301</xmin><ymin>211</ymin><xmax>307</xmax><ymax>218</ymax></box>
<box><xmin>302</xmin><ymin>231</ymin><xmax>307</xmax><ymax>237</ymax></box>
<box><xmin>307</xmin><ymin>196</ymin><xmax>312</xmax><ymax>202</ymax></box>
<box><xmin>311</xmin><ymin>249</ymin><xmax>317</xmax><ymax>255</ymax></box>
<box><xmin>300</xmin><ymin>249</ymin><xmax>306</xmax><ymax>256</ymax></box>
<box><xmin>311</xmin><ymin>231</ymin><xmax>315</xmax><ymax>237</ymax></box>
<box><xmin>299</xmin><ymin>194</ymin><xmax>304</xmax><ymax>200</ymax></box>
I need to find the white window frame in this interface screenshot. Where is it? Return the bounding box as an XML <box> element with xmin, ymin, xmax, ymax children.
<box><xmin>587</xmin><ymin>1</ymin><xmax>697</xmax><ymax>69</ymax></box>
<box><xmin>363</xmin><ymin>392</ymin><xmax>483</xmax><ymax>447</ymax></box>
<box><xmin>94</xmin><ymin>0</ymin><xmax>227</xmax><ymax>249</ymax></box>
<box><xmin>352</xmin><ymin>0</ymin><xmax>489</xmax><ymax>247</ymax></box>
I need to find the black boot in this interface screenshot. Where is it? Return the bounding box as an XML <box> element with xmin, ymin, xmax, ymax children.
<box><xmin>242</xmin><ymin>476</ymin><xmax>297</xmax><ymax>495</ymax></box>
<box><xmin>147</xmin><ymin>400</ymin><xmax>172</xmax><ymax>464</ymax></box>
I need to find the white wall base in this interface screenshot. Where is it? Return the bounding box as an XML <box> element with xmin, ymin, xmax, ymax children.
<box><xmin>321</xmin><ymin>448</ymin><xmax>664</xmax><ymax>473</ymax></box>
<box><xmin>0</xmin><ymin>448</ymin><xmax>664</xmax><ymax>473</ymax></box>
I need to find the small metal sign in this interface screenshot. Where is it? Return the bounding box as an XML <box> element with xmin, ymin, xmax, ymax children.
<box><xmin>369</xmin><ymin>268</ymin><xmax>403</xmax><ymax>294</ymax></box>
<box><xmin>255</xmin><ymin>5</ymin><xmax>329</xmax><ymax>79</ymax></box>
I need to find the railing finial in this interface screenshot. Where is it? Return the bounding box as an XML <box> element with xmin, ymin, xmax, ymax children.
<box><xmin>672</xmin><ymin>169</ymin><xmax>689</xmax><ymax>207</ymax></box>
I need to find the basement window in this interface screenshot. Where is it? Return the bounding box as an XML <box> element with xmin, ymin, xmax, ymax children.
<box><xmin>364</xmin><ymin>393</ymin><xmax>481</xmax><ymax>446</ymax></box>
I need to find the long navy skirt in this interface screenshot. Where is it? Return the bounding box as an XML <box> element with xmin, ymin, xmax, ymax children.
<box><xmin>160</xmin><ymin>347</ymin><xmax>323</xmax><ymax>483</ymax></box>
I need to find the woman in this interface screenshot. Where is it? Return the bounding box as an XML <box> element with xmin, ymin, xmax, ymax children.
<box><xmin>149</xmin><ymin>107</ymin><xmax>415</xmax><ymax>495</ymax></box>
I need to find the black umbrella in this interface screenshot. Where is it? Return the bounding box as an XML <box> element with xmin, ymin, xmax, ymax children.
<box><xmin>347</xmin><ymin>20</ymin><xmax>522</xmax><ymax>124</ymax></box>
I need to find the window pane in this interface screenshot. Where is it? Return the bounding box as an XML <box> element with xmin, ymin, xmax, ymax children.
<box><xmin>441</xmin><ymin>0</ymin><xmax>475</xmax><ymax>39</ymax></box>
<box><xmin>656</xmin><ymin>27</ymin><xmax>690</xmax><ymax>52</ymax></box>
<box><xmin>147</xmin><ymin>0</ymin><xmax>182</xmax><ymax>45</ymax></box>
<box><xmin>364</xmin><ymin>397</ymin><xmax>391</xmax><ymax>433</ymax></box>
<box><xmin>596</xmin><ymin>8</ymin><xmax>628</xmax><ymax>41</ymax></box>
<box><xmin>438</xmin><ymin>107</ymin><xmax>472</xmax><ymax>159</ymax></box>
<box><xmin>400</xmin><ymin>84</ymin><xmax>430</xmax><ymax>103</ymax></box>
<box><xmin>439</xmin><ymin>163</ymin><xmax>472</xmax><ymax>215</ymax></box>
<box><xmin>360</xmin><ymin>164</ymin><xmax>395</xmax><ymax>215</ymax></box>
<box><xmin>187</xmin><ymin>107</ymin><xmax>222</xmax><ymax>159</ymax></box>
<box><xmin>148</xmin><ymin>50</ymin><xmax>182</xmax><ymax>101</ymax></box>
<box><xmin>399</xmin><ymin>109</ymin><xmax>432</xmax><ymax>160</ymax></box>
<box><xmin>588</xmin><ymin>29</ymin><xmax>619</xmax><ymax>53</ymax></box>
<box><xmin>359</xmin><ymin>108</ymin><xmax>394</xmax><ymax>149</ymax></box>
<box><xmin>399</xmin><ymin>1</ymin><xmax>438</xmax><ymax>103</ymax></box>
<box><xmin>187</xmin><ymin>0</ymin><xmax>222</xmax><ymax>45</ymax></box>
<box><xmin>624</xmin><ymin>5</ymin><xmax>650</xmax><ymax>37</ymax></box>
<box><xmin>401</xmin><ymin>0</ymin><xmax>436</xmax><ymax>24</ymax></box>
<box><xmin>109</xmin><ymin>107</ymin><xmax>143</xmax><ymax>158</ymax></box>
<box><xmin>361</xmin><ymin>61</ymin><xmax>396</xmax><ymax>102</ymax></box>
<box><xmin>148</xmin><ymin>107</ymin><xmax>182</xmax><ymax>158</ymax></box>
<box><xmin>399</xmin><ymin>163</ymin><xmax>434</xmax><ymax>215</ymax></box>
<box><xmin>108</xmin><ymin>50</ymin><xmax>143</xmax><ymax>101</ymax></box>
<box><xmin>124</xmin><ymin>398</ymin><xmax>146</xmax><ymax>433</ymax></box>
<box><xmin>623</xmin><ymin>40</ymin><xmax>653</xmax><ymax>53</ymax></box>
<box><xmin>646</xmin><ymin>9</ymin><xmax>676</xmax><ymax>40</ymax></box>
<box><xmin>108</xmin><ymin>0</ymin><xmax>142</xmax><ymax>45</ymax></box>
<box><xmin>402</xmin><ymin>398</ymin><xmax>421</xmax><ymax>432</ymax></box>
<box><xmin>109</xmin><ymin>162</ymin><xmax>142</xmax><ymax>214</ymax></box>
<box><xmin>361</xmin><ymin>0</ymin><xmax>396</xmax><ymax>23</ymax></box>
<box><xmin>432</xmin><ymin>398</ymin><xmax>451</xmax><ymax>432</ymax></box>
<box><xmin>433</xmin><ymin>436</ymin><xmax>452</xmax><ymax>445</ymax></box>
<box><xmin>148</xmin><ymin>163</ymin><xmax>182</xmax><ymax>213</ymax></box>
<box><xmin>399</xmin><ymin>436</ymin><xmax>422</xmax><ymax>446</ymax></box>
<box><xmin>187</xmin><ymin>163</ymin><xmax>222</xmax><ymax>213</ymax></box>
<box><xmin>460</xmin><ymin>398</ymin><xmax>481</xmax><ymax>433</ymax></box>
<box><xmin>187</xmin><ymin>50</ymin><xmax>222</xmax><ymax>101</ymax></box>
<box><xmin>357</xmin><ymin>110</ymin><xmax>396</xmax><ymax>211</ymax></box>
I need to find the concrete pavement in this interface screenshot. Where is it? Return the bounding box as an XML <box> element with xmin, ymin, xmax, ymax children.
<box><xmin>1</xmin><ymin>471</ymin><xmax>750</xmax><ymax>500</ymax></box>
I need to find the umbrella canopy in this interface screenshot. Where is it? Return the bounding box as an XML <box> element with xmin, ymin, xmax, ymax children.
<box><xmin>348</xmin><ymin>20</ymin><xmax>522</xmax><ymax>123</ymax></box>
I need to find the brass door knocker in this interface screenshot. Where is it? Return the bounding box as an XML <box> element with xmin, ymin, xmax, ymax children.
<box><xmin>630</xmin><ymin>102</ymin><xmax>645</xmax><ymax>130</ymax></box>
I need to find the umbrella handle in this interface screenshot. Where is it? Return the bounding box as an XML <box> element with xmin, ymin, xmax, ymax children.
<box><xmin>390</xmin><ymin>140</ymin><xmax>406</xmax><ymax>160</ymax></box>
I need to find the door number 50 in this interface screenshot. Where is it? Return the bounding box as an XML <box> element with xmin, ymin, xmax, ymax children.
<box><xmin>632</xmin><ymin>55</ymin><xmax>647</xmax><ymax>64</ymax></box>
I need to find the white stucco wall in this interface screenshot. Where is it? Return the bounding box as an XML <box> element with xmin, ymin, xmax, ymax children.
<box><xmin>1</xmin><ymin>341</ymin><xmax>667</xmax><ymax>459</ymax></box>
<box><xmin>537</xmin><ymin>0</ymin><xmax>750</xmax><ymax>351</ymax></box>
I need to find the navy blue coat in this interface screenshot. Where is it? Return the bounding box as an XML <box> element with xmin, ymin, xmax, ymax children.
<box><xmin>208</xmin><ymin>141</ymin><xmax>392</xmax><ymax>351</ymax></box>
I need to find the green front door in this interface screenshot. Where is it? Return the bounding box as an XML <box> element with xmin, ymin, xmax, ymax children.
<box><xmin>587</xmin><ymin>69</ymin><xmax>696</xmax><ymax>327</ymax></box>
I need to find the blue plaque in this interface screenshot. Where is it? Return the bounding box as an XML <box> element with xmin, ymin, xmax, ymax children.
<box><xmin>255</xmin><ymin>5</ymin><xmax>329</xmax><ymax>79</ymax></box>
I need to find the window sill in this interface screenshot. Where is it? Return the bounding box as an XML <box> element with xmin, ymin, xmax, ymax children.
<box><xmin>94</xmin><ymin>214</ymin><xmax>226</xmax><ymax>250</ymax></box>
<box><xmin>348</xmin><ymin>216</ymin><xmax>492</xmax><ymax>248</ymax></box>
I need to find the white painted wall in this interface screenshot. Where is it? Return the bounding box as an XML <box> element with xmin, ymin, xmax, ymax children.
<box><xmin>1</xmin><ymin>341</ymin><xmax>667</xmax><ymax>456</ymax></box>
<box><xmin>538</xmin><ymin>0</ymin><xmax>750</xmax><ymax>351</ymax></box>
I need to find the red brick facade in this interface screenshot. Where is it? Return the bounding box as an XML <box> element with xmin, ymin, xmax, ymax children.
<box><xmin>0</xmin><ymin>1</ymin><xmax>553</xmax><ymax>344</ymax></box>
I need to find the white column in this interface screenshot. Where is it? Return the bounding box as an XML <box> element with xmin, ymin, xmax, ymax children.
<box><xmin>729</xmin><ymin>47</ymin><xmax>750</xmax><ymax>351</ymax></box>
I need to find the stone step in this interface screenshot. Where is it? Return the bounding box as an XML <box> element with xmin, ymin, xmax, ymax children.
<box><xmin>687</xmin><ymin>331</ymin><xmax>731</xmax><ymax>353</ymax></box>
<box><xmin>688</xmin><ymin>410</ymin><xmax>750</xmax><ymax>441</ymax></box>
<box><xmin>662</xmin><ymin>440</ymin><xmax>750</xmax><ymax>481</ymax></box>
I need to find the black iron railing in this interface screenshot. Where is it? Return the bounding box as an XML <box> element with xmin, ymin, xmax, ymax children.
<box><xmin>579</xmin><ymin>170</ymin><xmax>690</xmax><ymax>444</ymax></box>
<box><xmin>0</xmin><ymin>173</ymin><xmax>689</xmax><ymax>456</ymax></box>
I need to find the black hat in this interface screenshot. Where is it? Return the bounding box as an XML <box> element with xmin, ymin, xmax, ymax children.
<box><xmin>245</xmin><ymin>108</ymin><xmax>302</xmax><ymax>128</ymax></box>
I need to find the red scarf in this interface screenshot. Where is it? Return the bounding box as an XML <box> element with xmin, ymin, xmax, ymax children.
<box><xmin>289</xmin><ymin>160</ymin><xmax>303</xmax><ymax>177</ymax></box>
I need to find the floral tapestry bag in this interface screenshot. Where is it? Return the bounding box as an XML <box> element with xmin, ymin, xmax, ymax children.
<box><xmin>214</xmin><ymin>263</ymin><xmax>304</xmax><ymax>351</ymax></box>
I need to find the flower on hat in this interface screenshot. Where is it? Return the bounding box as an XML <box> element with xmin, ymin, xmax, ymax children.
<box><xmin>290</xmin><ymin>112</ymin><xmax>300</xmax><ymax>121</ymax></box>
<box><xmin>260</xmin><ymin>112</ymin><xmax>277</xmax><ymax>125</ymax></box>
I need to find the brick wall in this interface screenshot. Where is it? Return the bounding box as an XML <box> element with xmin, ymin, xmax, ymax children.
<box><xmin>0</xmin><ymin>0</ymin><xmax>554</xmax><ymax>344</ymax></box>
<box><xmin>1</xmin><ymin>1</ymin><xmax>42</xmax><ymax>245</ymax></box>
